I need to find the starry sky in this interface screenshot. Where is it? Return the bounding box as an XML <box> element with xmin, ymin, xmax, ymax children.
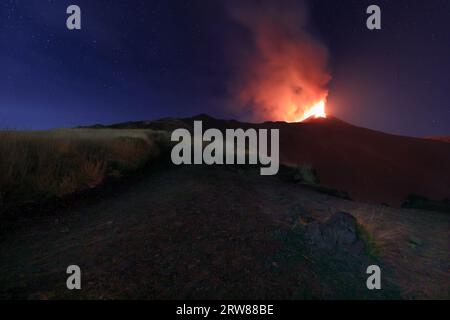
<box><xmin>0</xmin><ymin>0</ymin><xmax>449</xmax><ymax>137</ymax></box>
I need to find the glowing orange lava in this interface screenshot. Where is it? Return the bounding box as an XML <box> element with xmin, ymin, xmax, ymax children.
<box><xmin>287</xmin><ymin>99</ymin><xmax>327</xmax><ymax>123</ymax></box>
<box><xmin>298</xmin><ymin>100</ymin><xmax>327</xmax><ymax>122</ymax></box>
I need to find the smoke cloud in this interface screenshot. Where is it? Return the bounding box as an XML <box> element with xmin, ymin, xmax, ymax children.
<box><xmin>225</xmin><ymin>0</ymin><xmax>331</xmax><ymax>122</ymax></box>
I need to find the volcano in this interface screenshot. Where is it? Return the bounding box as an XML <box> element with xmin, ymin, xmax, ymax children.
<box><xmin>104</xmin><ymin>114</ymin><xmax>450</xmax><ymax>207</ymax></box>
<box><xmin>3</xmin><ymin>114</ymin><xmax>450</xmax><ymax>300</ymax></box>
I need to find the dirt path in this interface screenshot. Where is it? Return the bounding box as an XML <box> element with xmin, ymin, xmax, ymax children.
<box><xmin>0</xmin><ymin>165</ymin><xmax>448</xmax><ymax>299</ymax></box>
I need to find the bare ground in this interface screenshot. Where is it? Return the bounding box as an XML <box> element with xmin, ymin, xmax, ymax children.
<box><xmin>0</xmin><ymin>163</ymin><xmax>448</xmax><ymax>299</ymax></box>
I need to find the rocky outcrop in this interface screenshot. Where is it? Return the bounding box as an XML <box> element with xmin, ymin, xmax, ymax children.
<box><xmin>303</xmin><ymin>212</ymin><xmax>364</xmax><ymax>254</ymax></box>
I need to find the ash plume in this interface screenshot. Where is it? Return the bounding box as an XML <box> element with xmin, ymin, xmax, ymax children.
<box><xmin>225</xmin><ymin>0</ymin><xmax>331</xmax><ymax>122</ymax></box>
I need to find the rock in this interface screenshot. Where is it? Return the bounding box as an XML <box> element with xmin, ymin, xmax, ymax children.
<box><xmin>304</xmin><ymin>211</ymin><xmax>364</xmax><ymax>253</ymax></box>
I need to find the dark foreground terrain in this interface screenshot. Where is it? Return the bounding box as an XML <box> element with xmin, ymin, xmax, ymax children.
<box><xmin>0</xmin><ymin>162</ymin><xmax>448</xmax><ymax>299</ymax></box>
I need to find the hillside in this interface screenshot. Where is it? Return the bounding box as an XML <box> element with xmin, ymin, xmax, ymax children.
<box><xmin>1</xmin><ymin>118</ymin><xmax>449</xmax><ymax>299</ymax></box>
<box><xmin>102</xmin><ymin>115</ymin><xmax>450</xmax><ymax>207</ymax></box>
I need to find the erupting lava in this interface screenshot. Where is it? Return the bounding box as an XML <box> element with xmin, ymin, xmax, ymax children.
<box><xmin>296</xmin><ymin>99</ymin><xmax>327</xmax><ymax>122</ymax></box>
<box><xmin>226</xmin><ymin>1</ymin><xmax>331</xmax><ymax>125</ymax></box>
<box><xmin>284</xmin><ymin>98</ymin><xmax>327</xmax><ymax>122</ymax></box>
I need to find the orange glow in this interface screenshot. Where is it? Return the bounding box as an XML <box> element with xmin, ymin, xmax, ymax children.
<box><xmin>286</xmin><ymin>99</ymin><xmax>327</xmax><ymax>123</ymax></box>
<box><xmin>226</xmin><ymin>1</ymin><xmax>331</xmax><ymax>124</ymax></box>
<box><xmin>298</xmin><ymin>99</ymin><xmax>327</xmax><ymax>122</ymax></box>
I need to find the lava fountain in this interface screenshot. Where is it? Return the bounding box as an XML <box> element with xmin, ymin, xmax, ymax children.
<box><xmin>295</xmin><ymin>99</ymin><xmax>327</xmax><ymax>122</ymax></box>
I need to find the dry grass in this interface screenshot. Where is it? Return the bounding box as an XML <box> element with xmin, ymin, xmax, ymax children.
<box><xmin>0</xmin><ymin>128</ymin><xmax>170</xmax><ymax>208</ymax></box>
<box><xmin>351</xmin><ymin>206</ymin><xmax>409</xmax><ymax>259</ymax></box>
<box><xmin>328</xmin><ymin>197</ymin><xmax>450</xmax><ymax>299</ymax></box>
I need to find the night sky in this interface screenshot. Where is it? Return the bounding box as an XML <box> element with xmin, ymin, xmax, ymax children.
<box><xmin>1</xmin><ymin>0</ymin><xmax>449</xmax><ymax>137</ymax></box>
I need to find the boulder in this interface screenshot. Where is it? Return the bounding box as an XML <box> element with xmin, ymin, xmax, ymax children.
<box><xmin>304</xmin><ymin>211</ymin><xmax>364</xmax><ymax>253</ymax></box>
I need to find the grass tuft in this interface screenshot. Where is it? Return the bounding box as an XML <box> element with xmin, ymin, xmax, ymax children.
<box><xmin>356</xmin><ymin>222</ymin><xmax>381</xmax><ymax>258</ymax></box>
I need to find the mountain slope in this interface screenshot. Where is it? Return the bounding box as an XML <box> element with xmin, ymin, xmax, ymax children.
<box><xmin>273</xmin><ymin>117</ymin><xmax>450</xmax><ymax>206</ymax></box>
<box><xmin>104</xmin><ymin>115</ymin><xmax>450</xmax><ymax>206</ymax></box>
